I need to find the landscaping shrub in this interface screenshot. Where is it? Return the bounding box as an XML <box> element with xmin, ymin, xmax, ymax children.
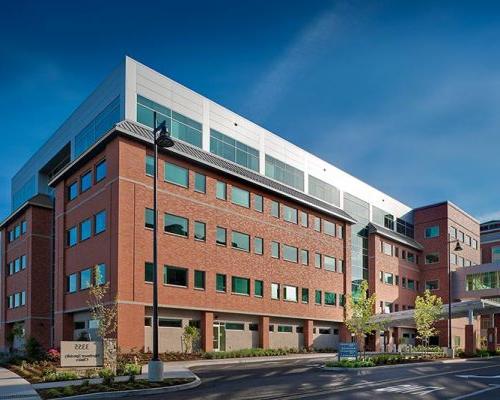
<box><xmin>325</xmin><ymin>359</ymin><xmax>375</xmax><ymax>368</ymax></box>
<box><xmin>98</xmin><ymin>367</ymin><xmax>115</xmax><ymax>385</ymax></box>
<box><xmin>202</xmin><ymin>347</ymin><xmax>304</xmax><ymax>359</ymax></box>
<box><xmin>46</xmin><ymin>349</ymin><xmax>60</xmax><ymax>362</ymax></box>
<box><xmin>476</xmin><ymin>349</ymin><xmax>490</xmax><ymax>357</ymax></box>
<box><xmin>25</xmin><ymin>337</ymin><xmax>45</xmax><ymax>361</ymax></box>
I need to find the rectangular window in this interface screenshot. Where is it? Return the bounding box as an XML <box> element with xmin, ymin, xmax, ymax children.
<box><xmin>339</xmin><ymin>294</ymin><xmax>346</xmax><ymax>306</ymax></box>
<box><xmin>165</xmin><ymin>162</ymin><xmax>189</xmax><ymax>187</ymax></box>
<box><xmin>145</xmin><ymin>208</ymin><xmax>155</xmax><ymax>229</ymax></box>
<box><xmin>95</xmin><ymin>264</ymin><xmax>106</xmax><ymax>285</ymax></box>
<box><xmin>271</xmin><ymin>201</ymin><xmax>280</xmax><ymax>218</ymax></box>
<box><xmin>225</xmin><ymin>323</ymin><xmax>245</xmax><ymax>331</ymax></box>
<box><xmin>301</xmin><ymin>249</ymin><xmax>309</xmax><ymax>265</ymax></box>
<box><xmin>382</xmin><ymin>242</ymin><xmax>393</xmax><ymax>256</ymax></box>
<box><xmin>145</xmin><ymin>155</ymin><xmax>155</xmax><ymax>176</ymax></box>
<box><xmin>308</xmin><ymin>175</ymin><xmax>340</xmax><ymax>206</ymax></box>
<box><xmin>249</xmin><ymin>324</ymin><xmax>259</xmax><ymax>331</ymax></box>
<box><xmin>216</xmin><ymin>181</ymin><xmax>226</xmax><ymax>200</ymax></box>
<box><xmin>337</xmin><ymin>259</ymin><xmax>344</xmax><ymax>273</ymax></box>
<box><xmin>194</xmin><ymin>221</ymin><xmax>206</xmax><ymax>241</ymax></box>
<box><xmin>271</xmin><ymin>241</ymin><xmax>280</xmax><ymax>258</ymax></box>
<box><xmin>254</xmin><ymin>195</ymin><xmax>263</xmax><ymax>212</ymax></box>
<box><xmin>231</xmin><ymin>186</ymin><xmax>250</xmax><ymax>208</ymax></box>
<box><xmin>324</xmin><ymin>255</ymin><xmax>336</xmax><ymax>272</ymax></box>
<box><xmin>449</xmin><ymin>226</ymin><xmax>457</xmax><ymax>238</ymax></box>
<box><xmin>314</xmin><ymin>217</ymin><xmax>321</xmax><ymax>232</ymax></box>
<box><xmin>232</xmin><ymin>276</ymin><xmax>250</xmax><ymax>295</ymax></box>
<box><xmin>74</xmin><ymin>321</ymin><xmax>86</xmax><ymax>330</ymax></box>
<box><xmin>283</xmin><ymin>205</ymin><xmax>298</xmax><ymax>224</ymax></box>
<box><xmin>67</xmin><ymin>226</ymin><xmax>78</xmax><ymax>247</ymax></box>
<box><xmin>95</xmin><ymin>160</ymin><xmax>107</xmax><ymax>183</ymax></box>
<box><xmin>216</xmin><ymin>227</ymin><xmax>227</xmax><ymax>246</ymax></box>
<box><xmin>194</xmin><ymin>270</ymin><xmax>205</xmax><ymax>289</ymax></box>
<box><xmin>67</xmin><ymin>273</ymin><xmax>78</xmax><ymax>293</ymax></box>
<box><xmin>265</xmin><ymin>154</ymin><xmax>304</xmax><ymax>191</ymax></box>
<box><xmin>407</xmin><ymin>252</ymin><xmax>415</xmax><ymax>263</ymax></box>
<box><xmin>231</xmin><ymin>231</ymin><xmax>250</xmax><ymax>252</ymax></box>
<box><xmin>164</xmin><ymin>266</ymin><xmax>188</xmax><ymax>286</ymax></box>
<box><xmin>425</xmin><ymin>225</ymin><xmax>440</xmax><ymax>238</ymax></box>
<box><xmin>407</xmin><ymin>279</ymin><xmax>415</xmax><ymax>290</ymax></box>
<box><xmin>325</xmin><ymin>292</ymin><xmax>337</xmax><ymax>306</ymax></box>
<box><xmin>315</xmin><ymin>290</ymin><xmax>322</xmax><ymax>305</ymax></box>
<box><xmin>145</xmin><ymin>262</ymin><xmax>154</xmax><ymax>283</ymax></box>
<box><xmin>301</xmin><ymin>288</ymin><xmax>309</xmax><ymax>303</ymax></box>
<box><xmin>68</xmin><ymin>182</ymin><xmax>78</xmax><ymax>201</ymax></box>
<box><xmin>164</xmin><ymin>214</ymin><xmax>189</xmax><ymax>237</ymax></box>
<box><xmin>384</xmin><ymin>272</ymin><xmax>394</xmax><ymax>285</ymax></box>
<box><xmin>80</xmin><ymin>268</ymin><xmax>92</xmax><ymax>290</ymax></box>
<box><xmin>94</xmin><ymin>210</ymin><xmax>106</xmax><ymax>234</ymax></box>
<box><xmin>323</xmin><ymin>220</ymin><xmax>336</xmax><ymax>236</ymax></box>
<box><xmin>80</xmin><ymin>218</ymin><xmax>92</xmax><ymax>241</ymax></box>
<box><xmin>14</xmin><ymin>258</ymin><xmax>20</xmax><ymax>273</ymax></box>
<box><xmin>255</xmin><ymin>280</ymin><xmax>263</xmax><ymax>297</ymax></box>
<box><xmin>159</xmin><ymin>319</ymin><xmax>183</xmax><ymax>328</ymax></box>
<box><xmin>465</xmin><ymin>235</ymin><xmax>471</xmax><ymax>246</ymax></box>
<box><xmin>216</xmin><ymin>273</ymin><xmax>226</xmax><ymax>292</ymax></box>
<box><xmin>425</xmin><ymin>280</ymin><xmax>439</xmax><ymax>290</ymax></box>
<box><xmin>254</xmin><ymin>237</ymin><xmax>263</xmax><ymax>255</ymax></box>
<box><xmin>14</xmin><ymin>293</ymin><xmax>20</xmax><ymax>308</ymax></box>
<box><xmin>283</xmin><ymin>285</ymin><xmax>298</xmax><ymax>302</ymax></box>
<box><xmin>458</xmin><ymin>230</ymin><xmax>465</xmax><ymax>242</ymax></box>
<box><xmin>315</xmin><ymin>253</ymin><xmax>322</xmax><ymax>268</ymax></box>
<box><xmin>425</xmin><ymin>253</ymin><xmax>440</xmax><ymax>264</ymax></box>
<box><xmin>271</xmin><ymin>283</ymin><xmax>280</xmax><ymax>299</ymax></box>
<box><xmin>21</xmin><ymin>256</ymin><xmax>27</xmax><ymax>270</ymax></box>
<box><xmin>337</xmin><ymin>225</ymin><xmax>343</xmax><ymax>239</ymax></box>
<box><xmin>80</xmin><ymin>171</ymin><xmax>92</xmax><ymax>193</ymax></box>
<box><xmin>194</xmin><ymin>172</ymin><xmax>206</xmax><ymax>193</ymax></box>
<box><xmin>278</xmin><ymin>325</ymin><xmax>293</xmax><ymax>333</ymax></box>
<box><xmin>283</xmin><ymin>244</ymin><xmax>298</xmax><ymax>263</ymax></box>
<box><xmin>300</xmin><ymin>211</ymin><xmax>308</xmax><ymax>227</ymax></box>
<box><xmin>210</xmin><ymin>129</ymin><xmax>259</xmax><ymax>171</ymax></box>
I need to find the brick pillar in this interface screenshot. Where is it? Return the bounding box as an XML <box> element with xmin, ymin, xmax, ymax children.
<box><xmin>465</xmin><ymin>325</ymin><xmax>476</xmax><ymax>356</ymax></box>
<box><xmin>393</xmin><ymin>327</ymin><xmax>399</xmax><ymax>352</ymax></box>
<box><xmin>54</xmin><ymin>313</ymin><xmax>73</xmax><ymax>348</ymax></box>
<box><xmin>259</xmin><ymin>316</ymin><xmax>270</xmax><ymax>349</ymax></box>
<box><xmin>303</xmin><ymin>319</ymin><xmax>314</xmax><ymax>350</ymax></box>
<box><xmin>339</xmin><ymin>323</ymin><xmax>351</xmax><ymax>342</ymax></box>
<box><xmin>487</xmin><ymin>328</ymin><xmax>497</xmax><ymax>353</ymax></box>
<box><xmin>496</xmin><ymin>314</ymin><xmax>500</xmax><ymax>344</ymax></box>
<box><xmin>201</xmin><ymin>311</ymin><xmax>213</xmax><ymax>352</ymax></box>
<box><xmin>117</xmin><ymin>303</ymin><xmax>144</xmax><ymax>352</ymax></box>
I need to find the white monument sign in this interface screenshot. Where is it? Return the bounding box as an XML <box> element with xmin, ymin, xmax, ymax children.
<box><xmin>60</xmin><ymin>341</ymin><xmax>103</xmax><ymax>367</ymax></box>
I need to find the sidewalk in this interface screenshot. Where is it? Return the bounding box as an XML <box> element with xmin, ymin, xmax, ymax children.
<box><xmin>0</xmin><ymin>367</ymin><xmax>40</xmax><ymax>399</ymax></box>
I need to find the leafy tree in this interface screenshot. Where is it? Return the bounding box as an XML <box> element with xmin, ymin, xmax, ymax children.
<box><xmin>414</xmin><ymin>290</ymin><xmax>443</xmax><ymax>346</ymax></box>
<box><xmin>86</xmin><ymin>266</ymin><xmax>117</xmax><ymax>340</ymax></box>
<box><xmin>182</xmin><ymin>326</ymin><xmax>200</xmax><ymax>353</ymax></box>
<box><xmin>345</xmin><ymin>280</ymin><xmax>380</xmax><ymax>357</ymax></box>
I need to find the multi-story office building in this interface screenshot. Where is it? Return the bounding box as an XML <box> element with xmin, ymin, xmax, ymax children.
<box><xmin>0</xmin><ymin>57</ymin><xmax>493</xmax><ymax>353</ymax></box>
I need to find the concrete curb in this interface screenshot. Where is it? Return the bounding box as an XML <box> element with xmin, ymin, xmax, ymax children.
<box><xmin>35</xmin><ymin>376</ymin><xmax>201</xmax><ymax>399</ymax></box>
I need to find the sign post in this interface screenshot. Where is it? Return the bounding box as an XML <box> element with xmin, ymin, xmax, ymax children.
<box><xmin>338</xmin><ymin>342</ymin><xmax>358</xmax><ymax>361</ymax></box>
<box><xmin>60</xmin><ymin>341</ymin><xmax>103</xmax><ymax>368</ymax></box>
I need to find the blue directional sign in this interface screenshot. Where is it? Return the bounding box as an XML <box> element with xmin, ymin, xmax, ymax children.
<box><xmin>338</xmin><ymin>342</ymin><xmax>358</xmax><ymax>360</ymax></box>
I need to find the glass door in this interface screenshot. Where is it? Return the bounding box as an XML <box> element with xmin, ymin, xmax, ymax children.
<box><xmin>213</xmin><ymin>322</ymin><xmax>226</xmax><ymax>352</ymax></box>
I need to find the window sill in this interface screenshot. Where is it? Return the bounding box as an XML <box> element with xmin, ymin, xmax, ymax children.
<box><xmin>216</xmin><ymin>290</ymin><xmax>227</xmax><ymax>294</ymax></box>
<box><xmin>216</xmin><ymin>242</ymin><xmax>227</xmax><ymax>247</ymax></box>
<box><xmin>194</xmin><ymin>287</ymin><xmax>205</xmax><ymax>291</ymax></box>
<box><xmin>194</xmin><ymin>190</ymin><xmax>206</xmax><ymax>194</ymax></box>
<box><xmin>164</xmin><ymin>232</ymin><xmax>189</xmax><ymax>239</ymax></box>
<box><xmin>164</xmin><ymin>284</ymin><xmax>188</xmax><ymax>289</ymax></box>
<box><xmin>194</xmin><ymin>238</ymin><xmax>206</xmax><ymax>242</ymax></box>
<box><xmin>164</xmin><ymin>180</ymin><xmax>189</xmax><ymax>189</ymax></box>
<box><xmin>254</xmin><ymin>295</ymin><xmax>263</xmax><ymax>299</ymax></box>
<box><xmin>231</xmin><ymin>292</ymin><xmax>250</xmax><ymax>297</ymax></box>
<box><xmin>231</xmin><ymin>247</ymin><xmax>250</xmax><ymax>253</ymax></box>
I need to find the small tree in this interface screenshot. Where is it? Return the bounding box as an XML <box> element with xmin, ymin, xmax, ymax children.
<box><xmin>182</xmin><ymin>326</ymin><xmax>200</xmax><ymax>353</ymax></box>
<box><xmin>345</xmin><ymin>280</ymin><xmax>380</xmax><ymax>357</ymax></box>
<box><xmin>414</xmin><ymin>289</ymin><xmax>443</xmax><ymax>346</ymax></box>
<box><xmin>86</xmin><ymin>266</ymin><xmax>118</xmax><ymax>340</ymax></box>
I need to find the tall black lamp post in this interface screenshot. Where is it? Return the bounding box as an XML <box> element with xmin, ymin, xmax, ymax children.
<box><xmin>447</xmin><ymin>235</ymin><xmax>463</xmax><ymax>357</ymax></box>
<box><xmin>148</xmin><ymin>113</ymin><xmax>174</xmax><ymax>382</ymax></box>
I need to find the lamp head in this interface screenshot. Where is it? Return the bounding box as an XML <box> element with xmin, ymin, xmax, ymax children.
<box><xmin>153</xmin><ymin>121</ymin><xmax>174</xmax><ymax>148</ymax></box>
<box><xmin>454</xmin><ymin>241</ymin><xmax>463</xmax><ymax>252</ymax></box>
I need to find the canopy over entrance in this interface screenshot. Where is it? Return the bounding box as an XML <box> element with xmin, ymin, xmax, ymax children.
<box><xmin>371</xmin><ymin>298</ymin><xmax>500</xmax><ymax>328</ymax></box>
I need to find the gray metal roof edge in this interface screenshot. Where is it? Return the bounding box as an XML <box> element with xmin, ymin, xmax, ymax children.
<box><xmin>368</xmin><ymin>222</ymin><xmax>424</xmax><ymax>250</ymax></box>
<box><xmin>412</xmin><ymin>200</ymin><xmax>480</xmax><ymax>224</ymax></box>
<box><xmin>116</xmin><ymin>120</ymin><xmax>357</xmax><ymax>224</ymax></box>
<box><xmin>0</xmin><ymin>194</ymin><xmax>53</xmax><ymax>229</ymax></box>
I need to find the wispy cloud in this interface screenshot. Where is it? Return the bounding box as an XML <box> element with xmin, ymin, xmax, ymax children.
<box><xmin>245</xmin><ymin>7</ymin><xmax>340</xmax><ymax>120</ymax></box>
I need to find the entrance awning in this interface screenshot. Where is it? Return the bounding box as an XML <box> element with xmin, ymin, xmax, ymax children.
<box><xmin>371</xmin><ymin>298</ymin><xmax>500</xmax><ymax>328</ymax></box>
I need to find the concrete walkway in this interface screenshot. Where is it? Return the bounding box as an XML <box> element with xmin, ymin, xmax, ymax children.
<box><xmin>0</xmin><ymin>367</ymin><xmax>40</xmax><ymax>399</ymax></box>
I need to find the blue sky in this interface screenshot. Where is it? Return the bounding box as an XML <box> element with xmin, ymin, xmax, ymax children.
<box><xmin>1</xmin><ymin>0</ymin><xmax>500</xmax><ymax>221</ymax></box>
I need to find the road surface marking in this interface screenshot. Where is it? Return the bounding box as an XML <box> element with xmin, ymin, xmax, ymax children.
<box><xmin>456</xmin><ymin>374</ymin><xmax>500</xmax><ymax>379</ymax></box>
<box><xmin>450</xmin><ymin>384</ymin><xmax>500</xmax><ymax>400</ymax></box>
<box><xmin>375</xmin><ymin>384</ymin><xmax>443</xmax><ymax>396</ymax></box>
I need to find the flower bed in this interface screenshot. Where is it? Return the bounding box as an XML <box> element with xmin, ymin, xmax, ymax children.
<box><xmin>37</xmin><ymin>378</ymin><xmax>195</xmax><ymax>399</ymax></box>
<box><xmin>325</xmin><ymin>351</ymin><xmax>446</xmax><ymax>369</ymax></box>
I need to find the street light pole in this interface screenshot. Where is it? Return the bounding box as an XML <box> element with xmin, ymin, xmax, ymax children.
<box><xmin>447</xmin><ymin>235</ymin><xmax>463</xmax><ymax>357</ymax></box>
<box><xmin>148</xmin><ymin>112</ymin><xmax>174</xmax><ymax>382</ymax></box>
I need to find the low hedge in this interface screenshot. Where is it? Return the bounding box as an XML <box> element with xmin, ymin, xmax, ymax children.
<box><xmin>203</xmin><ymin>347</ymin><xmax>309</xmax><ymax>359</ymax></box>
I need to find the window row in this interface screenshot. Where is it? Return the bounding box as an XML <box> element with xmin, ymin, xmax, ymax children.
<box><xmin>8</xmin><ymin>220</ymin><xmax>27</xmax><ymax>243</ymax></box>
<box><xmin>466</xmin><ymin>271</ymin><xmax>500</xmax><ymax>291</ymax></box>
<box><xmin>7</xmin><ymin>255</ymin><xmax>27</xmax><ymax>275</ymax></box>
<box><xmin>378</xmin><ymin>271</ymin><xmax>419</xmax><ymax>291</ymax></box>
<box><xmin>145</xmin><ymin>159</ymin><xmax>343</xmax><ymax>240</ymax></box>
<box><xmin>67</xmin><ymin>264</ymin><xmax>106</xmax><ymax>293</ymax></box>
<box><xmin>426</xmin><ymin>252</ymin><xmax>477</xmax><ymax>267</ymax></box>
<box><xmin>380</xmin><ymin>301</ymin><xmax>414</xmax><ymax>313</ymax></box>
<box><xmin>67</xmin><ymin>210</ymin><xmax>107</xmax><ymax>247</ymax></box>
<box><xmin>380</xmin><ymin>241</ymin><xmax>417</xmax><ymax>263</ymax></box>
<box><xmin>7</xmin><ymin>291</ymin><xmax>26</xmax><ymax>309</ymax></box>
<box><xmin>67</xmin><ymin>159</ymin><xmax>107</xmax><ymax>201</ymax></box>
<box><xmin>448</xmin><ymin>226</ymin><xmax>478</xmax><ymax>249</ymax></box>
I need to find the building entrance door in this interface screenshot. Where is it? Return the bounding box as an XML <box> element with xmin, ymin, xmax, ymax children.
<box><xmin>213</xmin><ymin>322</ymin><xmax>226</xmax><ymax>352</ymax></box>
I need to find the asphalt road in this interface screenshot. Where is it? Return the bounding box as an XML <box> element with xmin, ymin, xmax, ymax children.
<box><xmin>145</xmin><ymin>356</ymin><xmax>500</xmax><ymax>400</ymax></box>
